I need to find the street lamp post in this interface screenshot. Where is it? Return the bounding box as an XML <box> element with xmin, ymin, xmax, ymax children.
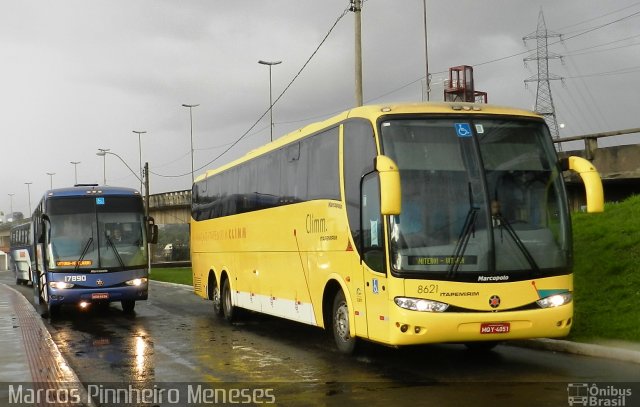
<box><xmin>46</xmin><ymin>172</ymin><xmax>55</xmax><ymax>189</ymax></box>
<box><xmin>258</xmin><ymin>60</ymin><xmax>282</xmax><ymax>141</ymax></box>
<box><xmin>97</xmin><ymin>149</ymin><xmax>110</xmax><ymax>185</ymax></box>
<box><xmin>181</xmin><ymin>104</ymin><xmax>199</xmax><ymax>184</ymax></box>
<box><xmin>8</xmin><ymin>193</ymin><xmax>14</xmax><ymax>222</ymax></box>
<box><xmin>96</xmin><ymin>150</ymin><xmax>148</xmax><ymax>214</ymax></box>
<box><xmin>70</xmin><ymin>161</ymin><xmax>81</xmax><ymax>185</ymax></box>
<box><xmin>24</xmin><ymin>182</ymin><xmax>32</xmax><ymax>214</ymax></box>
<box><xmin>132</xmin><ymin>130</ymin><xmax>147</xmax><ymax>193</ymax></box>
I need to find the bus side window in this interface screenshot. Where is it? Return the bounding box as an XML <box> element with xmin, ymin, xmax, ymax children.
<box><xmin>361</xmin><ymin>173</ymin><xmax>385</xmax><ymax>273</ymax></box>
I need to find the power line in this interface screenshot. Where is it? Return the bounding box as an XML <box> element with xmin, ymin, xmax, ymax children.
<box><xmin>555</xmin><ymin>1</ymin><xmax>640</xmax><ymax>33</ymax></box>
<box><xmin>152</xmin><ymin>6</ymin><xmax>352</xmax><ymax>179</ymax></box>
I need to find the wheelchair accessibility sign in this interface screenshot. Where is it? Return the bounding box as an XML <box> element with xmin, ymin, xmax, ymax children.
<box><xmin>455</xmin><ymin>123</ymin><xmax>472</xmax><ymax>137</ymax></box>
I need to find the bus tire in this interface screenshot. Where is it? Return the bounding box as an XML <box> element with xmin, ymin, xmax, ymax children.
<box><xmin>48</xmin><ymin>303</ymin><xmax>61</xmax><ymax>318</ymax></box>
<box><xmin>332</xmin><ymin>290</ymin><xmax>356</xmax><ymax>354</ymax></box>
<box><xmin>212</xmin><ymin>279</ymin><xmax>224</xmax><ymax>318</ymax></box>
<box><xmin>122</xmin><ymin>300</ymin><xmax>136</xmax><ymax>314</ymax></box>
<box><xmin>221</xmin><ymin>277</ymin><xmax>236</xmax><ymax>322</ymax></box>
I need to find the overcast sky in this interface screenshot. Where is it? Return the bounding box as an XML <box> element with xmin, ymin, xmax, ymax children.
<box><xmin>1</xmin><ymin>0</ymin><xmax>639</xmax><ymax>217</ymax></box>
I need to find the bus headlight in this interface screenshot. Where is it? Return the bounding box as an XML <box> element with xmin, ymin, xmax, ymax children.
<box><xmin>125</xmin><ymin>278</ymin><xmax>148</xmax><ymax>287</ymax></box>
<box><xmin>394</xmin><ymin>297</ymin><xmax>449</xmax><ymax>312</ymax></box>
<box><xmin>536</xmin><ymin>292</ymin><xmax>572</xmax><ymax>308</ymax></box>
<box><xmin>49</xmin><ymin>281</ymin><xmax>74</xmax><ymax>289</ymax></box>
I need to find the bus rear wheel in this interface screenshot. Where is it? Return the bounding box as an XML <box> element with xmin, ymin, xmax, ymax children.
<box><xmin>332</xmin><ymin>290</ymin><xmax>356</xmax><ymax>354</ymax></box>
<box><xmin>211</xmin><ymin>279</ymin><xmax>223</xmax><ymax>318</ymax></box>
<box><xmin>221</xmin><ymin>278</ymin><xmax>236</xmax><ymax>322</ymax></box>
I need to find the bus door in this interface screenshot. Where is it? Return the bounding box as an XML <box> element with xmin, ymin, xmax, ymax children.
<box><xmin>32</xmin><ymin>229</ymin><xmax>48</xmax><ymax>305</ymax></box>
<box><xmin>360</xmin><ymin>173</ymin><xmax>390</xmax><ymax>342</ymax></box>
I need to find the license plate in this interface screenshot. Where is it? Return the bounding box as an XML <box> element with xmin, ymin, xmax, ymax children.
<box><xmin>91</xmin><ymin>293</ymin><xmax>109</xmax><ymax>300</ymax></box>
<box><xmin>480</xmin><ymin>322</ymin><xmax>510</xmax><ymax>334</ymax></box>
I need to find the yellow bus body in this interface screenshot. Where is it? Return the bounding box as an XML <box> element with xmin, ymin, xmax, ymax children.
<box><xmin>191</xmin><ymin>102</ymin><xmax>601</xmax><ymax>348</ymax></box>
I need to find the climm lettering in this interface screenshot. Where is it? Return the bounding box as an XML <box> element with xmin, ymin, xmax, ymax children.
<box><xmin>306</xmin><ymin>214</ymin><xmax>327</xmax><ymax>233</ymax></box>
<box><xmin>199</xmin><ymin>227</ymin><xmax>247</xmax><ymax>241</ymax></box>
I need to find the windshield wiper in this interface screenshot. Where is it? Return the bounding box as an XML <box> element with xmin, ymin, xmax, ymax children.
<box><xmin>448</xmin><ymin>183</ymin><xmax>478</xmax><ymax>278</ymax></box>
<box><xmin>493</xmin><ymin>213</ymin><xmax>540</xmax><ymax>275</ymax></box>
<box><xmin>105</xmin><ymin>234</ymin><xmax>125</xmax><ymax>268</ymax></box>
<box><xmin>74</xmin><ymin>237</ymin><xmax>94</xmax><ymax>272</ymax></box>
<box><xmin>448</xmin><ymin>207</ymin><xmax>478</xmax><ymax>278</ymax></box>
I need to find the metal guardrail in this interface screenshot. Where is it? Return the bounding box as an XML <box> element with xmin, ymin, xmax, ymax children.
<box><xmin>148</xmin><ymin>190</ymin><xmax>191</xmax><ymax>209</ymax></box>
<box><xmin>553</xmin><ymin>127</ymin><xmax>640</xmax><ymax>159</ymax></box>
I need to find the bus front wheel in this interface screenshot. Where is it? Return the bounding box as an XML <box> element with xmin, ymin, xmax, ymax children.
<box><xmin>122</xmin><ymin>300</ymin><xmax>136</xmax><ymax>314</ymax></box>
<box><xmin>48</xmin><ymin>303</ymin><xmax>61</xmax><ymax>318</ymax></box>
<box><xmin>221</xmin><ymin>278</ymin><xmax>236</xmax><ymax>322</ymax></box>
<box><xmin>332</xmin><ymin>290</ymin><xmax>356</xmax><ymax>354</ymax></box>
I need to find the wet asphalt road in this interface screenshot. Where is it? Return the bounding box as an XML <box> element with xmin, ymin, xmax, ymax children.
<box><xmin>2</xmin><ymin>272</ymin><xmax>638</xmax><ymax>406</ymax></box>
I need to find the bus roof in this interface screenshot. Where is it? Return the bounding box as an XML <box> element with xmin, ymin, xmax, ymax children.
<box><xmin>43</xmin><ymin>185</ymin><xmax>142</xmax><ymax>198</ymax></box>
<box><xmin>195</xmin><ymin>102</ymin><xmax>542</xmax><ymax>183</ymax></box>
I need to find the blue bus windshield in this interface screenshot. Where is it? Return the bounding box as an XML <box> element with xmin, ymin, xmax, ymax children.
<box><xmin>46</xmin><ymin>196</ymin><xmax>148</xmax><ymax>271</ymax></box>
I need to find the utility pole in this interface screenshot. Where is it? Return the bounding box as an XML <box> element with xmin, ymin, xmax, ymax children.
<box><xmin>351</xmin><ymin>0</ymin><xmax>363</xmax><ymax>107</ymax></box>
<box><xmin>144</xmin><ymin>162</ymin><xmax>150</xmax><ymax>218</ymax></box>
<box><xmin>133</xmin><ymin>130</ymin><xmax>147</xmax><ymax>193</ymax></box>
<box><xmin>422</xmin><ymin>0</ymin><xmax>430</xmax><ymax>101</ymax></box>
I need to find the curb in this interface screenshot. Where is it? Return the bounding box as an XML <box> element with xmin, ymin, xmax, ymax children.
<box><xmin>508</xmin><ymin>338</ymin><xmax>640</xmax><ymax>364</ymax></box>
<box><xmin>0</xmin><ymin>283</ymin><xmax>96</xmax><ymax>406</ymax></box>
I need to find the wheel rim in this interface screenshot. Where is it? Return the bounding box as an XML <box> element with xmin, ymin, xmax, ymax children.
<box><xmin>223</xmin><ymin>282</ymin><xmax>232</xmax><ymax>314</ymax></box>
<box><xmin>335</xmin><ymin>302</ymin><xmax>350</xmax><ymax>341</ymax></box>
<box><xmin>213</xmin><ymin>286</ymin><xmax>221</xmax><ymax>309</ymax></box>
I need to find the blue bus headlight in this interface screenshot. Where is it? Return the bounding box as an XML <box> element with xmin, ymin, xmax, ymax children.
<box><xmin>536</xmin><ymin>292</ymin><xmax>572</xmax><ymax>308</ymax></box>
<box><xmin>49</xmin><ymin>281</ymin><xmax>74</xmax><ymax>289</ymax></box>
<box><xmin>395</xmin><ymin>297</ymin><xmax>449</xmax><ymax>312</ymax></box>
<box><xmin>125</xmin><ymin>278</ymin><xmax>148</xmax><ymax>287</ymax></box>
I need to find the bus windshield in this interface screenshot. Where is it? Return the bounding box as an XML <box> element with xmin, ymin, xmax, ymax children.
<box><xmin>46</xmin><ymin>196</ymin><xmax>148</xmax><ymax>271</ymax></box>
<box><xmin>380</xmin><ymin>117</ymin><xmax>571</xmax><ymax>281</ymax></box>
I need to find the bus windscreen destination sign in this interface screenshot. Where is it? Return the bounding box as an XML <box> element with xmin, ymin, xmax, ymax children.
<box><xmin>408</xmin><ymin>255</ymin><xmax>478</xmax><ymax>266</ymax></box>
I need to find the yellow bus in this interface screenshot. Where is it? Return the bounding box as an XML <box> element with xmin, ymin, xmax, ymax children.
<box><xmin>190</xmin><ymin>102</ymin><xmax>603</xmax><ymax>353</ymax></box>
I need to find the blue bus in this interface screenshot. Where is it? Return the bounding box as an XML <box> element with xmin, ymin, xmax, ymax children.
<box><xmin>31</xmin><ymin>185</ymin><xmax>158</xmax><ymax>316</ymax></box>
<box><xmin>10</xmin><ymin>221</ymin><xmax>33</xmax><ymax>286</ymax></box>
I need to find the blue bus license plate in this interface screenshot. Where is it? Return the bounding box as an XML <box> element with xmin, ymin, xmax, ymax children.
<box><xmin>91</xmin><ymin>293</ymin><xmax>109</xmax><ymax>300</ymax></box>
<box><xmin>480</xmin><ymin>322</ymin><xmax>510</xmax><ymax>334</ymax></box>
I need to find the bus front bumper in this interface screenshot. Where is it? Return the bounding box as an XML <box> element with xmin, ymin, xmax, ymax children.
<box><xmin>47</xmin><ymin>284</ymin><xmax>148</xmax><ymax>306</ymax></box>
<box><xmin>384</xmin><ymin>303</ymin><xmax>573</xmax><ymax>346</ymax></box>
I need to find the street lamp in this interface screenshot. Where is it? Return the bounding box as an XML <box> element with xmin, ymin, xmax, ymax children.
<box><xmin>96</xmin><ymin>149</ymin><xmax>148</xmax><ymax>215</ymax></box>
<box><xmin>96</xmin><ymin>150</ymin><xmax>141</xmax><ymax>184</ymax></box>
<box><xmin>97</xmin><ymin>148</ymin><xmax>110</xmax><ymax>185</ymax></box>
<box><xmin>70</xmin><ymin>161</ymin><xmax>81</xmax><ymax>185</ymax></box>
<box><xmin>258</xmin><ymin>60</ymin><xmax>282</xmax><ymax>142</ymax></box>
<box><xmin>24</xmin><ymin>182</ymin><xmax>32</xmax><ymax>215</ymax></box>
<box><xmin>181</xmin><ymin>104</ymin><xmax>200</xmax><ymax>185</ymax></box>
<box><xmin>8</xmin><ymin>193</ymin><xmax>14</xmax><ymax>222</ymax></box>
<box><xmin>46</xmin><ymin>172</ymin><xmax>55</xmax><ymax>189</ymax></box>
<box><xmin>133</xmin><ymin>130</ymin><xmax>147</xmax><ymax>193</ymax></box>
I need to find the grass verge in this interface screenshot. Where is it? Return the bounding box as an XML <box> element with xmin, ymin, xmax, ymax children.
<box><xmin>570</xmin><ymin>194</ymin><xmax>640</xmax><ymax>342</ymax></box>
<box><xmin>149</xmin><ymin>267</ymin><xmax>192</xmax><ymax>286</ymax></box>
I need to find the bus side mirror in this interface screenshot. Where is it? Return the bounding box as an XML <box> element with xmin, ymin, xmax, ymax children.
<box><xmin>560</xmin><ymin>156</ymin><xmax>604</xmax><ymax>213</ymax></box>
<box><xmin>38</xmin><ymin>214</ymin><xmax>50</xmax><ymax>244</ymax></box>
<box><xmin>375</xmin><ymin>155</ymin><xmax>401</xmax><ymax>216</ymax></box>
<box><xmin>146</xmin><ymin>217</ymin><xmax>159</xmax><ymax>244</ymax></box>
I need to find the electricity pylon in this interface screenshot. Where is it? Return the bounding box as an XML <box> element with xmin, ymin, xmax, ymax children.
<box><xmin>523</xmin><ymin>9</ymin><xmax>563</xmax><ymax>143</ymax></box>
